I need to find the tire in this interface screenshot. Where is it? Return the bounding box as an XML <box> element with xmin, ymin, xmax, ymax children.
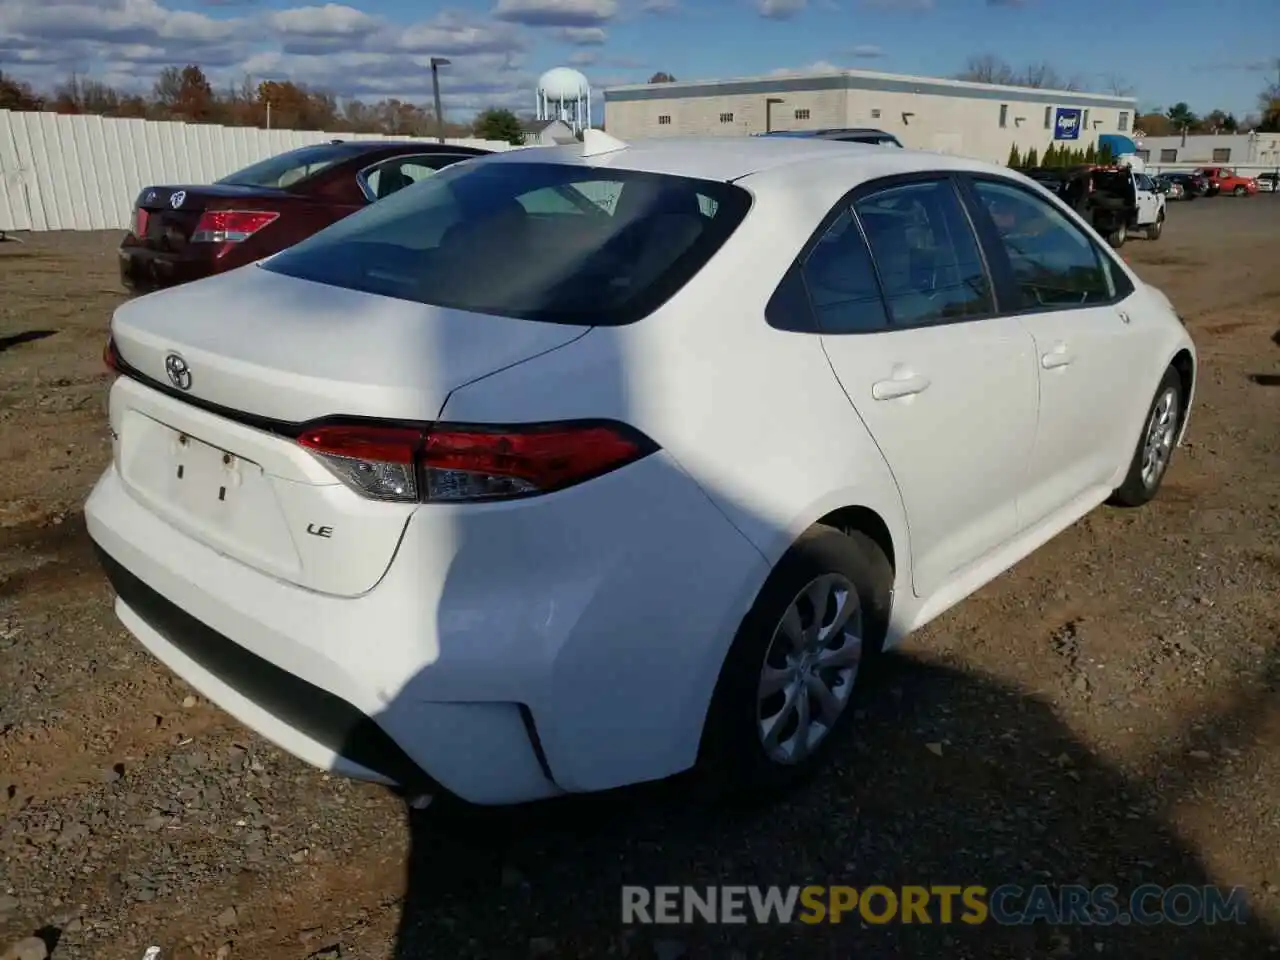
<box><xmin>1109</xmin><ymin>367</ymin><xmax>1183</xmax><ymax>508</ymax></box>
<box><xmin>1232</xmin><ymin>185</ymin><xmax>1247</xmax><ymax>197</ymax></box>
<box><xmin>1147</xmin><ymin>214</ymin><xmax>1164</xmax><ymax>240</ymax></box>
<box><xmin>1107</xmin><ymin>222</ymin><xmax>1127</xmax><ymax>248</ymax></box>
<box><xmin>696</xmin><ymin>526</ymin><xmax>893</xmax><ymax>804</ymax></box>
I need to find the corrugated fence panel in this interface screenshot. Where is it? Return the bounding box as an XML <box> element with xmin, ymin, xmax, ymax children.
<box><xmin>0</xmin><ymin>112</ymin><xmax>520</xmax><ymax>232</ymax></box>
<box><xmin>0</xmin><ymin>111</ymin><xmax>30</xmax><ymax>232</ymax></box>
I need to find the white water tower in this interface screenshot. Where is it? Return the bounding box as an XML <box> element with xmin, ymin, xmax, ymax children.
<box><xmin>536</xmin><ymin>67</ymin><xmax>591</xmax><ymax>134</ymax></box>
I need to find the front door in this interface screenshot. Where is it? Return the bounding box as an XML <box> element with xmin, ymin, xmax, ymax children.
<box><xmin>804</xmin><ymin>176</ymin><xmax>1039</xmax><ymax>598</ymax></box>
<box><xmin>962</xmin><ymin>175</ymin><xmax>1152</xmax><ymax>529</ymax></box>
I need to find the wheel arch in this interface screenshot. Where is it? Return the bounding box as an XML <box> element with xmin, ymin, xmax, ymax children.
<box><xmin>1169</xmin><ymin>346</ymin><xmax>1196</xmax><ymax>443</ymax></box>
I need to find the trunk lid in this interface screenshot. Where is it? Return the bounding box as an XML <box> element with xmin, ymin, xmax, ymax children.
<box><xmin>107</xmin><ymin>267</ymin><xmax>589</xmax><ymax>596</ymax></box>
<box><xmin>131</xmin><ymin>184</ymin><xmax>289</xmax><ymax>253</ymax></box>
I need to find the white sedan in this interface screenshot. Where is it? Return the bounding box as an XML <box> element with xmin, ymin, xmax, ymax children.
<box><xmin>86</xmin><ymin>132</ymin><xmax>1196</xmax><ymax>806</ymax></box>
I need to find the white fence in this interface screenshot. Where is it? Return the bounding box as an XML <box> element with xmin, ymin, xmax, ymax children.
<box><xmin>0</xmin><ymin>110</ymin><xmax>517</xmax><ymax>233</ymax></box>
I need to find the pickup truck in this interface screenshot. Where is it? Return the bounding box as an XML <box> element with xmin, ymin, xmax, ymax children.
<box><xmin>1024</xmin><ymin>162</ymin><xmax>1165</xmax><ymax>248</ymax></box>
<box><xmin>1191</xmin><ymin>166</ymin><xmax>1258</xmax><ymax>197</ymax></box>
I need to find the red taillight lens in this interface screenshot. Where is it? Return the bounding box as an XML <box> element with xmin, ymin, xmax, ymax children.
<box><xmin>131</xmin><ymin>208</ymin><xmax>150</xmax><ymax>238</ymax></box>
<box><xmin>296</xmin><ymin>421</ymin><xmax>656</xmax><ymax>503</ymax></box>
<box><xmin>104</xmin><ymin>335</ymin><xmax>121</xmax><ymax>373</ymax></box>
<box><xmin>191</xmin><ymin>210</ymin><xmax>279</xmax><ymax>252</ymax></box>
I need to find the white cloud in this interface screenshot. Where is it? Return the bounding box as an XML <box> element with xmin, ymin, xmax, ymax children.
<box><xmin>557</xmin><ymin>26</ymin><xmax>606</xmax><ymax>44</ymax></box>
<box><xmin>492</xmin><ymin>0</ymin><xmax>617</xmax><ymax>27</ymax></box>
<box><xmin>0</xmin><ymin>0</ymin><xmax>538</xmax><ymax>115</ymax></box>
<box><xmin>758</xmin><ymin>0</ymin><xmax>806</xmax><ymax>19</ymax></box>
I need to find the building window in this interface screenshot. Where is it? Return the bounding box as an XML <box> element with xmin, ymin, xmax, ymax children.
<box><xmin>1160</xmin><ymin>148</ymin><xmax>1177</xmax><ymax>163</ymax></box>
<box><xmin>1044</xmin><ymin>106</ymin><xmax>1052</xmax><ymax>129</ymax></box>
<box><xmin>999</xmin><ymin>104</ymin><xmax>1009</xmax><ymax>128</ymax></box>
<box><xmin>794</xmin><ymin>108</ymin><xmax>810</xmax><ymax>120</ymax></box>
<box><xmin>1212</xmin><ymin>147</ymin><xmax>1231</xmax><ymax>162</ymax></box>
<box><xmin>870</xmin><ymin>108</ymin><xmax>881</xmax><ymax>119</ymax></box>
<box><xmin>1118</xmin><ymin>111</ymin><xmax>1130</xmax><ymax>131</ymax></box>
<box><xmin>1136</xmin><ymin>150</ymin><xmax>1150</xmax><ymax>161</ymax></box>
<box><xmin>1083</xmin><ymin>109</ymin><xmax>1091</xmax><ymax>128</ymax></box>
<box><xmin>719</xmin><ymin>112</ymin><xmax>734</xmax><ymax>124</ymax></box>
<box><xmin>657</xmin><ymin>115</ymin><xmax>671</xmax><ymax>125</ymax></box>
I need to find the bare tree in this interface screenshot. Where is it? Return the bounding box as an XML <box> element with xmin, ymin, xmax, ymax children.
<box><xmin>956</xmin><ymin>55</ymin><xmax>1083</xmax><ymax>91</ymax></box>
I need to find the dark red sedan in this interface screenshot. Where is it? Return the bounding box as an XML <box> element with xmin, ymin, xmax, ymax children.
<box><xmin>119</xmin><ymin>139</ymin><xmax>491</xmax><ymax>293</ymax></box>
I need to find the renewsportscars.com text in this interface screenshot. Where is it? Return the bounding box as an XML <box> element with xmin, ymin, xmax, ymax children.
<box><xmin>621</xmin><ymin>884</ymin><xmax>1250</xmax><ymax>926</ymax></box>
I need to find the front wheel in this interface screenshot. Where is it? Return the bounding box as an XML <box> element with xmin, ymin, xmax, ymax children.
<box><xmin>1107</xmin><ymin>222</ymin><xmax>1127</xmax><ymax>248</ymax></box>
<box><xmin>696</xmin><ymin>526</ymin><xmax>892</xmax><ymax>804</ymax></box>
<box><xmin>1147</xmin><ymin>214</ymin><xmax>1164</xmax><ymax>240</ymax></box>
<box><xmin>1233</xmin><ymin>185</ymin><xmax>1247</xmax><ymax>197</ymax></box>
<box><xmin>1109</xmin><ymin>367</ymin><xmax>1183</xmax><ymax>508</ymax></box>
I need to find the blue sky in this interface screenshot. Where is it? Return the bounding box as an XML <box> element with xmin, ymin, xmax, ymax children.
<box><xmin>0</xmin><ymin>0</ymin><xmax>1274</xmax><ymax>118</ymax></box>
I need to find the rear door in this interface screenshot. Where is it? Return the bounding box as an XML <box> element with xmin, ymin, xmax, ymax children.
<box><xmin>807</xmin><ymin>174</ymin><xmax>1039</xmax><ymax>598</ymax></box>
<box><xmin>1133</xmin><ymin>174</ymin><xmax>1161</xmax><ymax>224</ymax></box>
<box><xmin>960</xmin><ymin>174</ymin><xmax>1152</xmax><ymax>529</ymax></box>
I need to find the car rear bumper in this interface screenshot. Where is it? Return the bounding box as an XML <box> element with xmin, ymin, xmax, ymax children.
<box><xmin>84</xmin><ymin>448</ymin><xmax>768</xmax><ymax>804</ymax></box>
<box><xmin>118</xmin><ymin>245</ymin><xmax>217</xmax><ymax>293</ymax></box>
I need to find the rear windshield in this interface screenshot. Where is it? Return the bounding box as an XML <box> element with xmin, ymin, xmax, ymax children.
<box><xmin>259</xmin><ymin>160</ymin><xmax>752</xmax><ymax>325</ymax></box>
<box><xmin>217</xmin><ymin>143</ymin><xmax>359</xmax><ymax>188</ymax></box>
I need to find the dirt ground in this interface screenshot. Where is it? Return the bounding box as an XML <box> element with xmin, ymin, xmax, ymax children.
<box><xmin>1</xmin><ymin>197</ymin><xmax>1278</xmax><ymax>960</ymax></box>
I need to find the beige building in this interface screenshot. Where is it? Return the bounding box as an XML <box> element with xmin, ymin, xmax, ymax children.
<box><xmin>1129</xmin><ymin>131</ymin><xmax>1280</xmax><ymax>173</ymax></box>
<box><xmin>602</xmin><ymin>68</ymin><xmax>1137</xmax><ymax>164</ymax></box>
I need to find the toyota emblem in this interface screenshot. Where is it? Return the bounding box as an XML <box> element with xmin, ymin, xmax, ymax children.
<box><xmin>164</xmin><ymin>352</ymin><xmax>192</xmax><ymax>391</ymax></box>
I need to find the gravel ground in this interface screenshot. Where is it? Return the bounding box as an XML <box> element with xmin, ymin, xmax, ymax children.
<box><xmin>1</xmin><ymin>197</ymin><xmax>1278</xmax><ymax>960</ymax></box>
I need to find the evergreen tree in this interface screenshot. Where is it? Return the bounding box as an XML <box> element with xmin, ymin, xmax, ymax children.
<box><xmin>1084</xmin><ymin>142</ymin><xmax>1098</xmax><ymax>164</ymax></box>
<box><xmin>1043</xmin><ymin>143</ymin><xmax>1058</xmax><ymax>167</ymax></box>
<box><xmin>1006</xmin><ymin>143</ymin><xmax>1022</xmax><ymax>167</ymax></box>
<box><xmin>1024</xmin><ymin>146</ymin><xmax>1040</xmax><ymax>167</ymax></box>
<box><xmin>1097</xmin><ymin>141</ymin><xmax>1115</xmax><ymax>165</ymax></box>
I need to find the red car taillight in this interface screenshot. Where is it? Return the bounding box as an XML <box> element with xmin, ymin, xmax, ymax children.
<box><xmin>131</xmin><ymin>208</ymin><xmax>150</xmax><ymax>238</ymax></box>
<box><xmin>191</xmin><ymin>210</ymin><xmax>279</xmax><ymax>254</ymax></box>
<box><xmin>296</xmin><ymin>421</ymin><xmax>658</xmax><ymax>503</ymax></box>
<box><xmin>104</xmin><ymin>334</ymin><xmax>122</xmax><ymax>373</ymax></box>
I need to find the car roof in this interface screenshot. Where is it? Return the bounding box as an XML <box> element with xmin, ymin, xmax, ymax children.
<box><xmin>477</xmin><ymin>135</ymin><xmax>998</xmax><ymax>183</ymax></box>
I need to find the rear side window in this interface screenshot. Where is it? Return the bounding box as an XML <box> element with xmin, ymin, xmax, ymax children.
<box><xmin>800</xmin><ymin>209</ymin><xmax>888</xmax><ymax>333</ymax></box>
<box><xmin>969</xmin><ymin>179</ymin><xmax>1120</xmax><ymax>308</ymax></box>
<box><xmin>261</xmin><ymin>161</ymin><xmax>751</xmax><ymax>326</ymax></box>
<box><xmin>853</xmin><ymin>179</ymin><xmax>994</xmax><ymax>327</ymax></box>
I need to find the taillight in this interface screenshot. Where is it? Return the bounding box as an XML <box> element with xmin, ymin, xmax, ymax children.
<box><xmin>104</xmin><ymin>335</ymin><xmax>121</xmax><ymax>373</ymax></box>
<box><xmin>295</xmin><ymin>421</ymin><xmax>658</xmax><ymax>503</ymax></box>
<box><xmin>131</xmin><ymin>208</ymin><xmax>150</xmax><ymax>238</ymax></box>
<box><xmin>191</xmin><ymin>210</ymin><xmax>279</xmax><ymax>253</ymax></box>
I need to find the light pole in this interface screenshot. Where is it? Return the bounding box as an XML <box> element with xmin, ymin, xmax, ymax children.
<box><xmin>430</xmin><ymin>57</ymin><xmax>450</xmax><ymax>143</ymax></box>
<box><xmin>765</xmin><ymin>96</ymin><xmax>784</xmax><ymax>134</ymax></box>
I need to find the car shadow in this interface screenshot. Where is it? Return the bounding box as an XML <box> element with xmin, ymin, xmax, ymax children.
<box><xmin>0</xmin><ymin>329</ymin><xmax>56</xmax><ymax>353</ymax></box>
<box><xmin>355</xmin><ymin>650</ymin><xmax>1279</xmax><ymax>959</ymax></box>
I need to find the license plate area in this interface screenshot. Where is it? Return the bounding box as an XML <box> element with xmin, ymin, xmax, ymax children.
<box><xmin>119</xmin><ymin>409</ymin><xmax>303</xmax><ymax>576</ymax></box>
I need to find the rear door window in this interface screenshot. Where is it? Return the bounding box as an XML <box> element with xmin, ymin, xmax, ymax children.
<box><xmin>852</xmin><ymin>178</ymin><xmax>995</xmax><ymax>327</ymax></box>
<box><xmin>260</xmin><ymin>161</ymin><xmax>752</xmax><ymax>326</ymax></box>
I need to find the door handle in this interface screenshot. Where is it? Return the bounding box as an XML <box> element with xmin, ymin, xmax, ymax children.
<box><xmin>871</xmin><ymin>374</ymin><xmax>931</xmax><ymax>400</ymax></box>
<box><xmin>1041</xmin><ymin>345</ymin><xmax>1075</xmax><ymax>369</ymax></box>
<box><xmin>1118</xmin><ymin>310</ymin><xmax>1131</xmax><ymax>324</ymax></box>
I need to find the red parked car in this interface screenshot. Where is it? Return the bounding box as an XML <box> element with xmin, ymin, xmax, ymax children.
<box><xmin>119</xmin><ymin>139</ymin><xmax>491</xmax><ymax>293</ymax></box>
<box><xmin>1191</xmin><ymin>166</ymin><xmax>1258</xmax><ymax>197</ymax></box>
